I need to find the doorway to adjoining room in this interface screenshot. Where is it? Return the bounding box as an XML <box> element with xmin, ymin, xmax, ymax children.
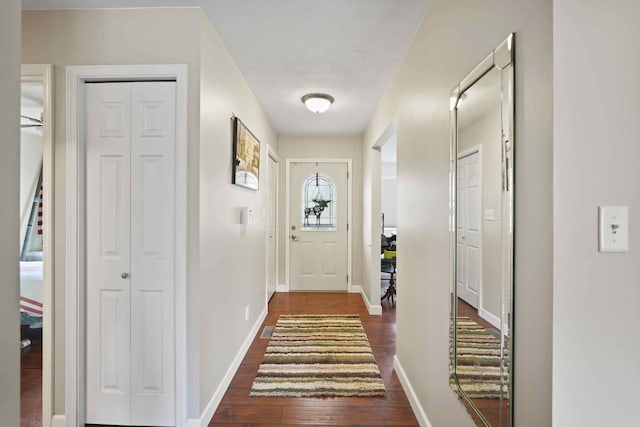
<box><xmin>380</xmin><ymin>135</ymin><xmax>397</xmax><ymax>307</ymax></box>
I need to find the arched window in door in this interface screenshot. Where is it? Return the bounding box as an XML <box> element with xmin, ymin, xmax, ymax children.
<box><xmin>301</xmin><ymin>173</ymin><xmax>336</xmax><ymax>230</ymax></box>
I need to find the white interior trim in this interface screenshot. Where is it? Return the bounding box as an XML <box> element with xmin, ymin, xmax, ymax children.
<box><xmin>371</xmin><ymin>120</ymin><xmax>397</xmax><ymax>150</ymax></box>
<box><xmin>266</xmin><ymin>145</ymin><xmax>279</xmax><ymax>303</ymax></box>
<box><xmin>478</xmin><ymin>308</ymin><xmax>509</xmax><ymax>336</ymax></box>
<box><xmin>21</xmin><ymin>64</ymin><xmax>54</xmax><ymax>427</ymax></box>
<box><xmin>369</xmin><ymin>121</ymin><xmax>397</xmax><ymax>315</ymax></box>
<box><xmin>267</xmin><ymin>145</ymin><xmax>280</xmax><ymax>163</ymax></box>
<box><xmin>186</xmin><ymin>306</ymin><xmax>267</xmax><ymax>427</ymax></box>
<box><xmin>284</xmin><ymin>158</ymin><xmax>353</xmax><ymax>293</ymax></box>
<box><xmin>393</xmin><ymin>356</ymin><xmax>434</xmax><ymax>427</ymax></box>
<box><xmin>358</xmin><ymin>286</ymin><xmax>382</xmax><ymax>315</ymax></box>
<box><xmin>51</xmin><ymin>414</ymin><xmax>66</xmax><ymax>427</ymax></box>
<box><xmin>65</xmin><ymin>64</ymin><xmax>188</xmax><ymax>427</ymax></box>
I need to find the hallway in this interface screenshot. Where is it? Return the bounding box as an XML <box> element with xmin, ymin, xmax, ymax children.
<box><xmin>210</xmin><ymin>292</ymin><xmax>418</xmax><ymax>426</ymax></box>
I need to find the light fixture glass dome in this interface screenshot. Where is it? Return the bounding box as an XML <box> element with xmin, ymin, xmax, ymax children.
<box><xmin>301</xmin><ymin>93</ymin><xmax>334</xmax><ymax>113</ymax></box>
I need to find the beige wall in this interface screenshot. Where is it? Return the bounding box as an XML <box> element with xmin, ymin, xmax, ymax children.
<box><xmin>198</xmin><ymin>12</ymin><xmax>278</xmax><ymax>414</ymax></box>
<box><xmin>22</xmin><ymin>8</ymin><xmax>277</xmax><ymax>421</ymax></box>
<box><xmin>22</xmin><ymin>8</ymin><xmax>203</xmax><ymax>415</ymax></box>
<box><xmin>362</xmin><ymin>0</ymin><xmax>553</xmax><ymax>425</ymax></box>
<box><xmin>0</xmin><ymin>1</ymin><xmax>22</xmax><ymax>425</ymax></box>
<box><xmin>277</xmin><ymin>136</ymin><xmax>363</xmax><ymax>291</ymax></box>
<box><xmin>459</xmin><ymin>105</ymin><xmax>502</xmax><ymax>319</ymax></box>
<box><xmin>553</xmin><ymin>1</ymin><xmax>640</xmax><ymax>425</ymax></box>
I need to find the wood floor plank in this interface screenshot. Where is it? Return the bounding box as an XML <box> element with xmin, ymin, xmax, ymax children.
<box><xmin>209</xmin><ymin>292</ymin><xmax>419</xmax><ymax>427</ymax></box>
<box><xmin>281</xmin><ymin>404</ymin><xmax>418</xmax><ymax>426</ymax></box>
<box><xmin>211</xmin><ymin>404</ymin><xmax>284</xmax><ymax>424</ymax></box>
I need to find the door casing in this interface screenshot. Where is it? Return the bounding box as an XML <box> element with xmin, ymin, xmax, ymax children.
<box><xmin>284</xmin><ymin>158</ymin><xmax>354</xmax><ymax>293</ymax></box>
<box><xmin>266</xmin><ymin>145</ymin><xmax>279</xmax><ymax>302</ymax></box>
<box><xmin>65</xmin><ymin>65</ymin><xmax>188</xmax><ymax>427</ymax></box>
<box><xmin>21</xmin><ymin>64</ymin><xmax>54</xmax><ymax>427</ymax></box>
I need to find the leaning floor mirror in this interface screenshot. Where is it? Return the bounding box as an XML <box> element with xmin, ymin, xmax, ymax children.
<box><xmin>449</xmin><ymin>34</ymin><xmax>514</xmax><ymax>427</ymax></box>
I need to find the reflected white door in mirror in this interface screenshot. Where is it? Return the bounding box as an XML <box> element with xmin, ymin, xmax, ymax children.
<box><xmin>449</xmin><ymin>34</ymin><xmax>515</xmax><ymax>427</ymax></box>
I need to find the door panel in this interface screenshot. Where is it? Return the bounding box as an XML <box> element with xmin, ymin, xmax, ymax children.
<box><xmin>99</xmin><ymin>156</ymin><xmax>126</xmax><ymax>256</ymax></box>
<box><xmin>130</xmin><ymin>82</ymin><xmax>175</xmax><ymax>425</ymax></box>
<box><xmin>139</xmin><ymin>290</ymin><xmax>163</xmax><ymax>392</ymax></box>
<box><xmin>456</xmin><ymin>151</ymin><xmax>481</xmax><ymax>307</ymax></box>
<box><xmin>99</xmin><ymin>290</ymin><xmax>126</xmax><ymax>392</ymax></box>
<box><xmin>86</xmin><ymin>82</ymin><xmax>132</xmax><ymax>424</ymax></box>
<box><xmin>86</xmin><ymin>82</ymin><xmax>175</xmax><ymax>426</ymax></box>
<box><xmin>289</xmin><ymin>162</ymin><xmax>348</xmax><ymax>291</ymax></box>
<box><xmin>322</xmin><ymin>242</ymin><xmax>337</xmax><ymax>276</ymax></box>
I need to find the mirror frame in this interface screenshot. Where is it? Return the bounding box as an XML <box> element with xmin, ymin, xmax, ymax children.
<box><xmin>449</xmin><ymin>33</ymin><xmax>515</xmax><ymax>427</ymax></box>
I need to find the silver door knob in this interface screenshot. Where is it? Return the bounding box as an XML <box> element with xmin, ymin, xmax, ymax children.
<box><xmin>121</xmin><ymin>272</ymin><xmax>129</xmax><ymax>279</ymax></box>
<box><xmin>290</xmin><ymin>234</ymin><xmax>298</xmax><ymax>241</ymax></box>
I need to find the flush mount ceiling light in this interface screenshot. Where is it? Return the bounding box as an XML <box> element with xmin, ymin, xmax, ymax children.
<box><xmin>301</xmin><ymin>93</ymin><xmax>334</xmax><ymax>113</ymax></box>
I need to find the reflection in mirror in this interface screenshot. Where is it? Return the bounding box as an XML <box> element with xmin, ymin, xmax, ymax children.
<box><xmin>450</xmin><ymin>34</ymin><xmax>514</xmax><ymax>427</ymax></box>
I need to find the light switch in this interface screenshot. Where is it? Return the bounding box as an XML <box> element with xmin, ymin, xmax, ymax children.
<box><xmin>240</xmin><ymin>207</ymin><xmax>254</xmax><ymax>225</ymax></box>
<box><xmin>599</xmin><ymin>206</ymin><xmax>628</xmax><ymax>252</ymax></box>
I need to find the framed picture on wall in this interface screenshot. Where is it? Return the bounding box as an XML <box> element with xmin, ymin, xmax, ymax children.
<box><xmin>232</xmin><ymin>116</ymin><xmax>260</xmax><ymax>190</ymax></box>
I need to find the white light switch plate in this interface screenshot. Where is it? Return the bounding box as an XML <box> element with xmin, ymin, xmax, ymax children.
<box><xmin>599</xmin><ymin>206</ymin><xmax>628</xmax><ymax>252</ymax></box>
<box><xmin>240</xmin><ymin>206</ymin><xmax>254</xmax><ymax>225</ymax></box>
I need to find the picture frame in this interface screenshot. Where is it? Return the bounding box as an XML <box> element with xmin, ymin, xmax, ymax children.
<box><xmin>232</xmin><ymin>116</ymin><xmax>260</xmax><ymax>190</ymax></box>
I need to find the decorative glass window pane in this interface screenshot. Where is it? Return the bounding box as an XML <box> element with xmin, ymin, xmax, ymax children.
<box><xmin>301</xmin><ymin>173</ymin><xmax>336</xmax><ymax>230</ymax></box>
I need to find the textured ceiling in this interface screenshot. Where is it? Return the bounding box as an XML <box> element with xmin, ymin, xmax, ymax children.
<box><xmin>23</xmin><ymin>0</ymin><xmax>431</xmax><ymax>136</ymax></box>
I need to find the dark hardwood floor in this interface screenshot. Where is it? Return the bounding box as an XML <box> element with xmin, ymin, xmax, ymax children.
<box><xmin>455</xmin><ymin>299</ymin><xmax>510</xmax><ymax>427</ymax></box>
<box><xmin>210</xmin><ymin>292</ymin><xmax>418</xmax><ymax>427</ymax></box>
<box><xmin>21</xmin><ymin>338</ymin><xmax>42</xmax><ymax>427</ymax></box>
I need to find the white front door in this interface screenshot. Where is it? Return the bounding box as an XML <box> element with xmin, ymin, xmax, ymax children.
<box><xmin>289</xmin><ymin>162</ymin><xmax>348</xmax><ymax>291</ymax></box>
<box><xmin>266</xmin><ymin>154</ymin><xmax>278</xmax><ymax>300</ymax></box>
<box><xmin>457</xmin><ymin>150</ymin><xmax>481</xmax><ymax>308</ymax></box>
<box><xmin>85</xmin><ymin>81</ymin><xmax>176</xmax><ymax>426</ymax></box>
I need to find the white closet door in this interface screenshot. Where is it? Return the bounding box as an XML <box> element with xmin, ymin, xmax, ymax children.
<box><xmin>456</xmin><ymin>151</ymin><xmax>481</xmax><ymax>308</ymax></box>
<box><xmin>86</xmin><ymin>82</ymin><xmax>176</xmax><ymax>426</ymax></box>
<box><xmin>86</xmin><ymin>82</ymin><xmax>133</xmax><ymax>424</ymax></box>
<box><xmin>130</xmin><ymin>82</ymin><xmax>176</xmax><ymax>425</ymax></box>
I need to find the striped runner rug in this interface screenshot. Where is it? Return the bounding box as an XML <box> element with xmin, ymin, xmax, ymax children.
<box><xmin>250</xmin><ymin>314</ymin><xmax>386</xmax><ymax>397</ymax></box>
<box><xmin>451</xmin><ymin>316</ymin><xmax>510</xmax><ymax>399</ymax></box>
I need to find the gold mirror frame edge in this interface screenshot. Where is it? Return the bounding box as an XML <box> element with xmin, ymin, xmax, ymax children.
<box><xmin>449</xmin><ymin>32</ymin><xmax>515</xmax><ymax>427</ymax></box>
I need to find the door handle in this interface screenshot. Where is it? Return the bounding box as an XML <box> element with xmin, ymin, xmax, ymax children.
<box><xmin>290</xmin><ymin>234</ymin><xmax>299</xmax><ymax>241</ymax></box>
<box><xmin>121</xmin><ymin>272</ymin><xmax>129</xmax><ymax>279</ymax></box>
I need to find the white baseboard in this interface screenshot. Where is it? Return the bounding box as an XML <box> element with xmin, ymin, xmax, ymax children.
<box><xmin>184</xmin><ymin>418</ymin><xmax>201</xmax><ymax>427</ymax></box>
<box><xmin>350</xmin><ymin>284</ymin><xmax>362</xmax><ymax>293</ymax></box>
<box><xmin>359</xmin><ymin>285</ymin><xmax>382</xmax><ymax>315</ymax></box>
<box><xmin>394</xmin><ymin>356</ymin><xmax>433</xmax><ymax>427</ymax></box>
<box><xmin>478</xmin><ymin>307</ymin><xmax>509</xmax><ymax>335</ymax></box>
<box><xmin>478</xmin><ymin>307</ymin><xmax>500</xmax><ymax>330</ymax></box>
<box><xmin>187</xmin><ymin>306</ymin><xmax>268</xmax><ymax>427</ymax></box>
<box><xmin>276</xmin><ymin>283</ymin><xmax>289</xmax><ymax>292</ymax></box>
<box><xmin>51</xmin><ymin>415</ymin><xmax>66</xmax><ymax>427</ymax></box>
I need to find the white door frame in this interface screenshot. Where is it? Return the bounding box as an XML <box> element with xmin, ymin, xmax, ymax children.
<box><xmin>368</xmin><ymin>121</ymin><xmax>396</xmax><ymax>315</ymax></box>
<box><xmin>65</xmin><ymin>65</ymin><xmax>188</xmax><ymax>427</ymax></box>
<box><xmin>21</xmin><ymin>64</ymin><xmax>54</xmax><ymax>427</ymax></box>
<box><xmin>285</xmin><ymin>158</ymin><xmax>353</xmax><ymax>293</ymax></box>
<box><xmin>266</xmin><ymin>145</ymin><xmax>279</xmax><ymax>303</ymax></box>
<box><xmin>457</xmin><ymin>145</ymin><xmax>483</xmax><ymax>311</ymax></box>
